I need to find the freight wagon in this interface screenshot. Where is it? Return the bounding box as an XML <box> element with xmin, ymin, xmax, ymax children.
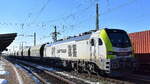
<box><xmin>129</xmin><ymin>30</ymin><xmax>150</xmax><ymax>70</ymax></box>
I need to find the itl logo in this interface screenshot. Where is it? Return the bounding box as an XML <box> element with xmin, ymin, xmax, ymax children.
<box><xmin>57</xmin><ymin>49</ymin><xmax>67</xmax><ymax>53</ymax></box>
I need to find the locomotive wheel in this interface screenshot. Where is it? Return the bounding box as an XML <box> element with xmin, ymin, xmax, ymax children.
<box><xmin>88</xmin><ymin>63</ymin><xmax>97</xmax><ymax>74</ymax></box>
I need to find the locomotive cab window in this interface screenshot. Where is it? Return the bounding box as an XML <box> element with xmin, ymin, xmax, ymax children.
<box><xmin>98</xmin><ymin>38</ymin><xmax>103</xmax><ymax>45</ymax></box>
<box><xmin>90</xmin><ymin>39</ymin><xmax>95</xmax><ymax>46</ymax></box>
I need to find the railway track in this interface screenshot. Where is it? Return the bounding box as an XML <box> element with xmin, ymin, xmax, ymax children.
<box><xmin>5</xmin><ymin>58</ymin><xmax>79</xmax><ymax>84</ymax></box>
<box><xmin>6</xmin><ymin>57</ymin><xmax>150</xmax><ymax>84</ymax></box>
<box><xmin>70</xmin><ymin>69</ymin><xmax>150</xmax><ymax>84</ymax></box>
<box><xmin>64</xmin><ymin>71</ymin><xmax>132</xmax><ymax>84</ymax></box>
<box><xmin>5</xmin><ymin>57</ymin><xmax>116</xmax><ymax>84</ymax></box>
<box><xmin>18</xmin><ymin>63</ymin><xmax>76</xmax><ymax>84</ymax></box>
<box><xmin>55</xmin><ymin>66</ymin><xmax>150</xmax><ymax>84</ymax></box>
<box><xmin>123</xmin><ymin>73</ymin><xmax>150</xmax><ymax>84</ymax></box>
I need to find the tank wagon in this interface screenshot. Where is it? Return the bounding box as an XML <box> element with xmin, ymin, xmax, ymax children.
<box><xmin>15</xmin><ymin>28</ymin><xmax>136</xmax><ymax>76</ymax></box>
<box><xmin>18</xmin><ymin>50</ymin><xmax>23</xmax><ymax>57</ymax></box>
<box><xmin>22</xmin><ymin>48</ymin><xmax>30</xmax><ymax>57</ymax></box>
<box><xmin>29</xmin><ymin>44</ymin><xmax>46</xmax><ymax>59</ymax></box>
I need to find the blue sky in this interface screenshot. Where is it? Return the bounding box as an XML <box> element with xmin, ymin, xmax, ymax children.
<box><xmin>0</xmin><ymin>0</ymin><xmax>149</xmax><ymax>50</ymax></box>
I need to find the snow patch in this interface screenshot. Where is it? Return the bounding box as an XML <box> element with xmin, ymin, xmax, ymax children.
<box><xmin>0</xmin><ymin>61</ymin><xmax>5</xmax><ymax>71</ymax></box>
<box><xmin>0</xmin><ymin>66</ymin><xmax>4</xmax><ymax>71</ymax></box>
<box><xmin>0</xmin><ymin>61</ymin><xmax>5</xmax><ymax>66</ymax></box>
<box><xmin>0</xmin><ymin>79</ymin><xmax>8</xmax><ymax>84</ymax></box>
<box><xmin>15</xmin><ymin>64</ymin><xmax>23</xmax><ymax>69</ymax></box>
<box><xmin>36</xmin><ymin>66</ymin><xmax>56</xmax><ymax>71</ymax></box>
<box><xmin>0</xmin><ymin>71</ymin><xmax>9</xmax><ymax>75</ymax></box>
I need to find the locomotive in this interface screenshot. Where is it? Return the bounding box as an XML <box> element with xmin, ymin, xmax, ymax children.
<box><xmin>13</xmin><ymin>28</ymin><xmax>137</xmax><ymax>76</ymax></box>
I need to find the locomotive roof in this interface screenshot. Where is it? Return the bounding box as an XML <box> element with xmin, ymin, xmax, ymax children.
<box><xmin>46</xmin><ymin>34</ymin><xmax>92</xmax><ymax>46</ymax></box>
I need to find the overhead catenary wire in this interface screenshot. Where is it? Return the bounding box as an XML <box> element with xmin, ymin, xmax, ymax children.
<box><xmin>0</xmin><ymin>0</ymin><xmax>138</xmax><ymax>29</ymax></box>
<box><xmin>54</xmin><ymin>0</ymin><xmax>138</xmax><ymax>33</ymax></box>
<box><xmin>0</xmin><ymin>0</ymin><xmax>139</xmax><ymax>34</ymax></box>
<box><xmin>106</xmin><ymin>0</ymin><xmax>111</xmax><ymax>12</ymax></box>
<box><xmin>70</xmin><ymin>0</ymin><xmax>139</xmax><ymax>27</ymax></box>
<box><xmin>101</xmin><ymin>0</ymin><xmax>138</xmax><ymax>15</ymax></box>
<box><xmin>6</xmin><ymin>0</ymin><xmax>142</xmax><ymax>49</ymax></box>
<box><xmin>32</xmin><ymin>0</ymin><xmax>51</xmax><ymax>23</ymax></box>
<box><xmin>57</xmin><ymin>0</ymin><xmax>139</xmax><ymax>38</ymax></box>
<box><xmin>44</xmin><ymin>4</ymin><xmax>94</xmax><ymax>23</ymax></box>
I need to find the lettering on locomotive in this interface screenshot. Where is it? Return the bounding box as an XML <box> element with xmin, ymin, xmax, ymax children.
<box><xmin>57</xmin><ymin>49</ymin><xmax>67</xmax><ymax>53</ymax></box>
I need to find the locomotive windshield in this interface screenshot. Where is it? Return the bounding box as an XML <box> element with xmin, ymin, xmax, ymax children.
<box><xmin>106</xmin><ymin>29</ymin><xmax>131</xmax><ymax>48</ymax></box>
